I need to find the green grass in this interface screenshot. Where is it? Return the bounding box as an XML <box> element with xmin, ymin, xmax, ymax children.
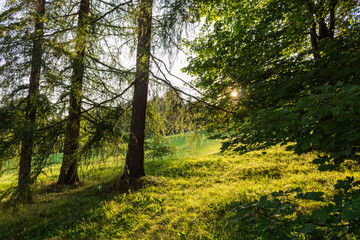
<box><xmin>0</xmin><ymin>134</ymin><xmax>359</xmax><ymax>239</ymax></box>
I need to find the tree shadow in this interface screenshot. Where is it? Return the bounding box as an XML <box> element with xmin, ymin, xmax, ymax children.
<box><xmin>0</xmin><ymin>176</ymin><xmax>162</xmax><ymax>240</ymax></box>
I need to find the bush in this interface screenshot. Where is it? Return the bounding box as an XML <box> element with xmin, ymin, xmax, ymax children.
<box><xmin>229</xmin><ymin>177</ymin><xmax>360</xmax><ymax>239</ymax></box>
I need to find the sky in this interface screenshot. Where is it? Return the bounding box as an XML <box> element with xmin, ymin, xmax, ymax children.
<box><xmin>0</xmin><ymin>0</ymin><xmax>200</xmax><ymax>101</ymax></box>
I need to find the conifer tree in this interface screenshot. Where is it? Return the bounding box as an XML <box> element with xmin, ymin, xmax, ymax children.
<box><xmin>57</xmin><ymin>0</ymin><xmax>91</xmax><ymax>185</ymax></box>
<box><xmin>122</xmin><ymin>0</ymin><xmax>199</xmax><ymax>179</ymax></box>
<box><xmin>17</xmin><ymin>0</ymin><xmax>46</xmax><ymax>202</ymax></box>
<box><xmin>123</xmin><ymin>0</ymin><xmax>153</xmax><ymax>179</ymax></box>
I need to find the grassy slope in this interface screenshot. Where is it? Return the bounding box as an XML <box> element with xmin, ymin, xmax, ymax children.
<box><xmin>0</xmin><ymin>135</ymin><xmax>359</xmax><ymax>240</ymax></box>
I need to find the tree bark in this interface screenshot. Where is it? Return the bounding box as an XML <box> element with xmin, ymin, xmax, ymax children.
<box><xmin>328</xmin><ymin>0</ymin><xmax>338</xmax><ymax>39</ymax></box>
<box><xmin>318</xmin><ymin>18</ymin><xmax>330</xmax><ymax>40</ymax></box>
<box><xmin>306</xmin><ymin>0</ymin><xmax>338</xmax><ymax>59</ymax></box>
<box><xmin>58</xmin><ymin>0</ymin><xmax>90</xmax><ymax>185</ymax></box>
<box><xmin>305</xmin><ymin>1</ymin><xmax>320</xmax><ymax>59</ymax></box>
<box><xmin>123</xmin><ymin>0</ymin><xmax>153</xmax><ymax>179</ymax></box>
<box><xmin>18</xmin><ymin>0</ymin><xmax>45</xmax><ymax>202</ymax></box>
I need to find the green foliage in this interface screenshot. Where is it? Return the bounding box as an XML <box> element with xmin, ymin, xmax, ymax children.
<box><xmin>0</xmin><ymin>95</ymin><xmax>64</xmax><ymax>180</ymax></box>
<box><xmin>147</xmin><ymin>87</ymin><xmax>205</xmax><ymax>137</ymax></box>
<box><xmin>81</xmin><ymin>105</ymin><xmax>129</xmax><ymax>160</ymax></box>
<box><xmin>229</xmin><ymin>177</ymin><xmax>360</xmax><ymax>239</ymax></box>
<box><xmin>145</xmin><ymin>138</ymin><xmax>176</xmax><ymax>160</ymax></box>
<box><xmin>186</xmin><ymin>0</ymin><xmax>360</xmax><ymax>169</ymax></box>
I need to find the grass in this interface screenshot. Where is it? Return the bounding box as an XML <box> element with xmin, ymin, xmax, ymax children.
<box><xmin>0</xmin><ymin>133</ymin><xmax>359</xmax><ymax>239</ymax></box>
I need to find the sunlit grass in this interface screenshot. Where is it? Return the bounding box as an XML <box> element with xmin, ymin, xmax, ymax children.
<box><xmin>0</xmin><ymin>135</ymin><xmax>359</xmax><ymax>239</ymax></box>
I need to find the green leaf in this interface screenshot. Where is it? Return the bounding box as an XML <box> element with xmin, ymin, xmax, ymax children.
<box><xmin>343</xmin><ymin>210</ymin><xmax>359</xmax><ymax>221</ymax></box>
<box><xmin>259</xmin><ymin>195</ymin><xmax>268</xmax><ymax>205</ymax></box>
<box><xmin>318</xmin><ymin>164</ymin><xmax>336</xmax><ymax>171</ymax></box>
<box><xmin>297</xmin><ymin>224</ymin><xmax>317</xmax><ymax>234</ymax></box>
<box><xmin>296</xmin><ymin>192</ymin><xmax>325</xmax><ymax>201</ymax></box>
<box><xmin>330</xmin><ymin>106</ymin><xmax>342</xmax><ymax>116</ymax></box>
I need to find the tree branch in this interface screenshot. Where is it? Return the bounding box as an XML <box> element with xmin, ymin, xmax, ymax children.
<box><xmin>151</xmin><ymin>54</ymin><xmax>204</xmax><ymax>96</ymax></box>
<box><xmin>149</xmin><ymin>71</ymin><xmax>235</xmax><ymax>114</ymax></box>
<box><xmin>92</xmin><ymin>0</ymin><xmax>133</xmax><ymax>24</ymax></box>
<box><xmin>36</xmin><ymin>81</ymin><xmax>135</xmax><ymax>133</ymax></box>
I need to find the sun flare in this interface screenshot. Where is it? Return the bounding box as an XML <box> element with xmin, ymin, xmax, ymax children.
<box><xmin>230</xmin><ymin>91</ymin><xmax>238</xmax><ymax>98</ymax></box>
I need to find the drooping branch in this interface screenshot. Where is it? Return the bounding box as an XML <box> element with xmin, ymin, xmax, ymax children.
<box><xmin>149</xmin><ymin>70</ymin><xmax>235</xmax><ymax>114</ymax></box>
<box><xmin>87</xmin><ymin>54</ymin><xmax>135</xmax><ymax>76</ymax></box>
<box><xmin>82</xmin><ymin>81</ymin><xmax>134</xmax><ymax>114</ymax></box>
<box><xmin>92</xmin><ymin>0</ymin><xmax>133</xmax><ymax>24</ymax></box>
<box><xmin>150</xmin><ymin>54</ymin><xmax>203</xmax><ymax>96</ymax></box>
<box><xmin>36</xmin><ymin>81</ymin><xmax>135</xmax><ymax>134</ymax></box>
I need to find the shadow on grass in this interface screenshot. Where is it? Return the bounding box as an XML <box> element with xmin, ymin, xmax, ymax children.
<box><xmin>0</xmin><ymin>176</ymin><xmax>160</xmax><ymax>240</ymax></box>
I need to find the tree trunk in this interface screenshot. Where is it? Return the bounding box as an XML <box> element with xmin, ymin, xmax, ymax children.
<box><xmin>58</xmin><ymin>0</ymin><xmax>90</xmax><ymax>185</ymax></box>
<box><xmin>18</xmin><ymin>0</ymin><xmax>45</xmax><ymax>202</ymax></box>
<box><xmin>328</xmin><ymin>0</ymin><xmax>338</xmax><ymax>39</ymax></box>
<box><xmin>123</xmin><ymin>0</ymin><xmax>153</xmax><ymax>179</ymax></box>
<box><xmin>306</xmin><ymin>0</ymin><xmax>338</xmax><ymax>59</ymax></box>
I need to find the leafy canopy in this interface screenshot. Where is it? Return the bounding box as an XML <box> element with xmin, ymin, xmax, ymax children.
<box><xmin>185</xmin><ymin>0</ymin><xmax>360</xmax><ymax>169</ymax></box>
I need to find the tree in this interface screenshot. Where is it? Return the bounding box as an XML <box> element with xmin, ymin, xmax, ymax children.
<box><xmin>123</xmin><ymin>0</ymin><xmax>153</xmax><ymax>179</ymax></box>
<box><xmin>186</xmin><ymin>0</ymin><xmax>360</xmax><ymax>169</ymax></box>
<box><xmin>122</xmin><ymin>0</ymin><xmax>199</xmax><ymax>179</ymax></box>
<box><xmin>17</xmin><ymin>0</ymin><xmax>46</xmax><ymax>202</ymax></box>
<box><xmin>120</xmin><ymin>0</ymin><xmax>208</xmax><ymax>179</ymax></box>
<box><xmin>0</xmin><ymin>0</ymin><xmax>72</xmax><ymax>199</ymax></box>
<box><xmin>57</xmin><ymin>0</ymin><xmax>91</xmax><ymax>185</ymax></box>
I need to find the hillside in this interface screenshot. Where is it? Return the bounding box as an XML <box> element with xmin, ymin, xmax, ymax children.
<box><xmin>1</xmin><ymin>135</ymin><xmax>359</xmax><ymax>239</ymax></box>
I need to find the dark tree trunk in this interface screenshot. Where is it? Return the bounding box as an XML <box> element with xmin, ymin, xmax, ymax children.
<box><xmin>58</xmin><ymin>0</ymin><xmax>90</xmax><ymax>185</ymax></box>
<box><xmin>306</xmin><ymin>1</ymin><xmax>319</xmax><ymax>59</ymax></box>
<box><xmin>123</xmin><ymin>0</ymin><xmax>153</xmax><ymax>179</ymax></box>
<box><xmin>318</xmin><ymin>18</ymin><xmax>330</xmax><ymax>40</ymax></box>
<box><xmin>18</xmin><ymin>0</ymin><xmax>45</xmax><ymax>202</ymax></box>
<box><xmin>306</xmin><ymin>0</ymin><xmax>338</xmax><ymax>60</ymax></box>
<box><xmin>328</xmin><ymin>0</ymin><xmax>338</xmax><ymax>39</ymax></box>
<box><xmin>309</xmin><ymin>22</ymin><xmax>320</xmax><ymax>59</ymax></box>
